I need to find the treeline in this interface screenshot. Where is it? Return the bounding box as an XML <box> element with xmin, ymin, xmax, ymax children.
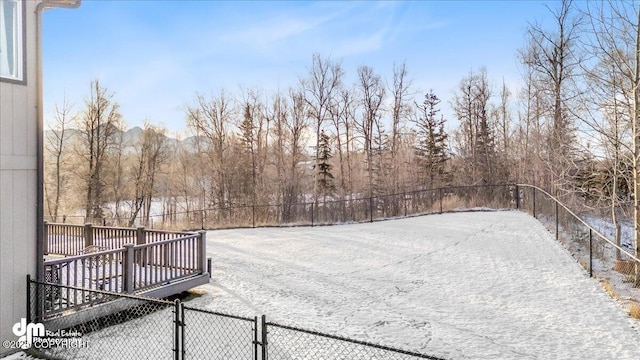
<box><xmin>43</xmin><ymin>1</ymin><xmax>640</xmax><ymax>256</ymax></box>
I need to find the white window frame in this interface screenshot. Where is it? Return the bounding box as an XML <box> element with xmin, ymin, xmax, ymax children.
<box><xmin>0</xmin><ymin>0</ymin><xmax>25</xmax><ymax>83</ymax></box>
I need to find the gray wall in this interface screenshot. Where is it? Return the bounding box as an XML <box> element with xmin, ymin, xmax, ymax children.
<box><xmin>0</xmin><ymin>0</ymin><xmax>39</xmax><ymax>355</ymax></box>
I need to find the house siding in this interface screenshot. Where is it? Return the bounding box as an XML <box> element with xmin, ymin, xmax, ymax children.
<box><xmin>0</xmin><ymin>0</ymin><xmax>40</xmax><ymax>355</ymax></box>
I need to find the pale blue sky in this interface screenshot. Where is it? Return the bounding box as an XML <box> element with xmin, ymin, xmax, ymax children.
<box><xmin>43</xmin><ymin>0</ymin><xmax>555</xmax><ymax>136</ymax></box>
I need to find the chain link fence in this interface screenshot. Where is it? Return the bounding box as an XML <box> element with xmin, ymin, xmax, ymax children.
<box><xmin>181</xmin><ymin>306</ymin><xmax>257</xmax><ymax>360</ymax></box>
<box><xmin>44</xmin><ymin>184</ymin><xmax>518</xmax><ymax>230</ymax></box>
<box><xmin>27</xmin><ymin>278</ymin><xmax>446</xmax><ymax>360</ymax></box>
<box><xmin>28</xmin><ymin>278</ymin><xmax>176</xmax><ymax>360</ymax></box>
<box><xmin>28</xmin><ymin>183</ymin><xmax>640</xmax><ymax>358</ymax></box>
<box><xmin>517</xmin><ymin>184</ymin><xmax>640</xmax><ymax>319</ymax></box>
<box><xmin>170</xmin><ymin>184</ymin><xmax>517</xmax><ymax>230</ymax></box>
<box><xmin>263</xmin><ymin>318</ymin><xmax>444</xmax><ymax>360</ymax></box>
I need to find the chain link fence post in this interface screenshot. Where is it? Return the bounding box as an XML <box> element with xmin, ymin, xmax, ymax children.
<box><xmin>261</xmin><ymin>315</ymin><xmax>268</xmax><ymax>360</ymax></box>
<box><xmin>26</xmin><ymin>274</ymin><xmax>32</xmax><ymax>324</ymax></box>
<box><xmin>310</xmin><ymin>202</ymin><xmax>315</xmax><ymax>227</ymax></box>
<box><xmin>555</xmin><ymin>201</ymin><xmax>559</xmax><ymax>241</ymax></box>
<box><xmin>174</xmin><ymin>299</ymin><xmax>183</xmax><ymax>360</ymax></box>
<box><xmin>369</xmin><ymin>197</ymin><xmax>374</xmax><ymax>223</ymax></box>
<box><xmin>532</xmin><ymin>188</ymin><xmax>537</xmax><ymax>218</ymax></box>
<box><xmin>404</xmin><ymin>192</ymin><xmax>408</xmax><ymax>217</ymax></box>
<box><xmin>589</xmin><ymin>228</ymin><xmax>593</xmax><ymax>278</ymax></box>
<box><xmin>253</xmin><ymin>316</ymin><xmax>259</xmax><ymax>360</ymax></box>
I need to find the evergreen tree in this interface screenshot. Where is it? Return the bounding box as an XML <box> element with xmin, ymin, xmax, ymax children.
<box><xmin>238</xmin><ymin>102</ymin><xmax>257</xmax><ymax>203</ymax></box>
<box><xmin>474</xmin><ymin>104</ymin><xmax>498</xmax><ymax>183</ymax></box>
<box><xmin>413</xmin><ymin>90</ymin><xmax>449</xmax><ymax>187</ymax></box>
<box><xmin>372</xmin><ymin>124</ymin><xmax>390</xmax><ymax>196</ymax></box>
<box><xmin>317</xmin><ymin>130</ymin><xmax>335</xmax><ymax>200</ymax></box>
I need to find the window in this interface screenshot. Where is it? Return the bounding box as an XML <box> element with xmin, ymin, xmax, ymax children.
<box><xmin>0</xmin><ymin>0</ymin><xmax>24</xmax><ymax>82</ymax></box>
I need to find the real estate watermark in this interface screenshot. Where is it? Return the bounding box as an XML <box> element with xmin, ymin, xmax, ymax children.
<box><xmin>2</xmin><ymin>318</ymin><xmax>89</xmax><ymax>350</ymax></box>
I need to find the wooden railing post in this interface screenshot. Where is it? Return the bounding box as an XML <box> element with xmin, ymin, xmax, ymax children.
<box><xmin>136</xmin><ymin>226</ymin><xmax>146</xmax><ymax>245</ymax></box>
<box><xmin>84</xmin><ymin>223</ymin><xmax>93</xmax><ymax>248</ymax></box>
<box><xmin>124</xmin><ymin>244</ymin><xmax>135</xmax><ymax>293</ymax></box>
<box><xmin>43</xmin><ymin>221</ymin><xmax>49</xmax><ymax>255</ymax></box>
<box><xmin>136</xmin><ymin>227</ymin><xmax>146</xmax><ymax>266</ymax></box>
<box><xmin>198</xmin><ymin>231</ymin><xmax>207</xmax><ymax>274</ymax></box>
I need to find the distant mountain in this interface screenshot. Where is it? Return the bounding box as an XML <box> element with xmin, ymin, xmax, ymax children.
<box><xmin>121</xmin><ymin>126</ymin><xmax>143</xmax><ymax>145</ymax></box>
<box><xmin>44</xmin><ymin>126</ymin><xmax>202</xmax><ymax>153</ymax></box>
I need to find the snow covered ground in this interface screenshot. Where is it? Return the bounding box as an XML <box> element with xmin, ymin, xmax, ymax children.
<box><xmin>17</xmin><ymin>210</ymin><xmax>640</xmax><ymax>359</ymax></box>
<box><xmin>188</xmin><ymin>210</ymin><xmax>640</xmax><ymax>359</ymax></box>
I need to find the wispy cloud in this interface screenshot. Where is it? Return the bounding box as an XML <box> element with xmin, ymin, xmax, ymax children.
<box><xmin>219</xmin><ymin>4</ymin><xmax>352</xmax><ymax>49</ymax></box>
<box><xmin>331</xmin><ymin>28</ymin><xmax>387</xmax><ymax>58</ymax></box>
<box><xmin>220</xmin><ymin>14</ymin><xmax>333</xmax><ymax>46</ymax></box>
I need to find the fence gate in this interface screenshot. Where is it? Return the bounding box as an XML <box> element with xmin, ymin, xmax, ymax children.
<box><xmin>176</xmin><ymin>303</ymin><xmax>447</xmax><ymax>360</ymax></box>
<box><xmin>179</xmin><ymin>303</ymin><xmax>258</xmax><ymax>360</ymax></box>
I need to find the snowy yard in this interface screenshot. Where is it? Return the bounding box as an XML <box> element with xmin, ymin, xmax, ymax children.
<box><xmin>187</xmin><ymin>210</ymin><xmax>640</xmax><ymax>360</ymax></box>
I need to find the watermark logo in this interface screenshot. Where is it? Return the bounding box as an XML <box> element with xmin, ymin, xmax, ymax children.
<box><xmin>12</xmin><ymin>318</ymin><xmax>45</xmax><ymax>349</ymax></box>
<box><xmin>3</xmin><ymin>318</ymin><xmax>88</xmax><ymax>350</ymax></box>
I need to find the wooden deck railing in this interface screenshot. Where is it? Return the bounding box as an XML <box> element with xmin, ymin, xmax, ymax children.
<box><xmin>44</xmin><ymin>221</ymin><xmax>196</xmax><ymax>256</ymax></box>
<box><xmin>45</xmin><ymin>223</ymin><xmax>86</xmax><ymax>256</ymax></box>
<box><xmin>43</xmin><ymin>231</ymin><xmax>206</xmax><ymax>306</ymax></box>
<box><xmin>130</xmin><ymin>234</ymin><xmax>205</xmax><ymax>292</ymax></box>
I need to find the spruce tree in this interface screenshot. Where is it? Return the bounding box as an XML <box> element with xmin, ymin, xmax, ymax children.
<box><xmin>238</xmin><ymin>103</ymin><xmax>257</xmax><ymax>203</ymax></box>
<box><xmin>413</xmin><ymin>90</ymin><xmax>449</xmax><ymax>187</ymax></box>
<box><xmin>317</xmin><ymin>130</ymin><xmax>335</xmax><ymax>200</ymax></box>
<box><xmin>474</xmin><ymin>106</ymin><xmax>497</xmax><ymax>184</ymax></box>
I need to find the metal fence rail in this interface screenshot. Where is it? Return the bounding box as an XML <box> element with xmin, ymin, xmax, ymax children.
<box><xmin>181</xmin><ymin>306</ymin><xmax>257</xmax><ymax>360</ymax></box>
<box><xmin>177</xmin><ymin>184</ymin><xmax>516</xmax><ymax>230</ymax></box>
<box><xmin>28</xmin><ymin>278</ymin><xmax>176</xmax><ymax>360</ymax></box>
<box><xmin>263</xmin><ymin>318</ymin><xmax>445</xmax><ymax>360</ymax></box>
<box><xmin>517</xmin><ymin>184</ymin><xmax>640</xmax><ymax>316</ymax></box>
<box><xmin>44</xmin><ymin>184</ymin><xmax>518</xmax><ymax>230</ymax></box>
<box><xmin>27</xmin><ymin>279</ymin><xmax>447</xmax><ymax>360</ymax></box>
<box><xmin>30</xmin><ymin>183</ymin><xmax>640</xmax><ymax>359</ymax></box>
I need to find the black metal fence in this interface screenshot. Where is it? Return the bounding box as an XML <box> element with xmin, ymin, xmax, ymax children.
<box><xmin>263</xmin><ymin>318</ymin><xmax>443</xmax><ymax>360</ymax></box>
<box><xmin>27</xmin><ymin>278</ymin><xmax>447</xmax><ymax>360</ymax></box>
<box><xmin>517</xmin><ymin>184</ymin><xmax>640</xmax><ymax>317</ymax></box>
<box><xmin>28</xmin><ymin>184</ymin><xmax>640</xmax><ymax>358</ymax></box>
<box><xmin>181</xmin><ymin>305</ymin><xmax>256</xmax><ymax>360</ymax></box>
<box><xmin>46</xmin><ymin>184</ymin><xmax>518</xmax><ymax>230</ymax></box>
<box><xmin>159</xmin><ymin>184</ymin><xmax>517</xmax><ymax>230</ymax></box>
<box><xmin>28</xmin><ymin>277</ymin><xmax>176</xmax><ymax>360</ymax></box>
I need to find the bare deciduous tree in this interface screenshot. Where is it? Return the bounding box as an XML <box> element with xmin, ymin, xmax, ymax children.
<box><xmin>356</xmin><ymin>65</ymin><xmax>386</xmax><ymax>196</ymax></box>
<box><xmin>186</xmin><ymin>90</ymin><xmax>234</xmax><ymax>213</ymax></box>
<box><xmin>389</xmin><ymin>62</ymin><xmax>413</xmax><ymax>193</ymax></box>
<box><xmin>523</xmin><ymin>0</ymin><xmax>583</xmax><ymax>193</ymax></box>
<box><xmin>45</xmin><ymin>96</ymin><xmax>74</xmax><ymax>221</ymax></box>
<box><xmin>129</xmin><ymin>122</ymin><xmax>170</xmax><ymax>227</ymax></box>
<box><xmin>76</xmin><ymin>80</ymin><xmax>123</xmax><ymax>221</ymax></box>
<box><xmin>301</xmin><ymin>54</ymin><xmax>343</xmax><ymax>203</ymax></box>
<box><xmin>581</xmin><ymin>1</ymin><xmax>640</xmax><ymax>277</ymax></box>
